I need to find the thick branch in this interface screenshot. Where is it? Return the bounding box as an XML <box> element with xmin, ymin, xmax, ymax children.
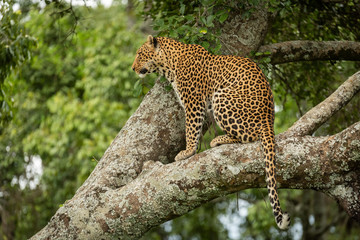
<box><xmin>30</xmin><ymin>121</ymin><xmax>360</xmax><ymax>240</ymax></box>
<box><xmin>74</xmin><ymin>80</ymin><xmax>185</xmax><ymax>195</ymax></box>
<box><xmin>31</xmin><ymin>80</ymin><xmax>186</xmax><ymax>239</ymax></box>
<box><xmin>284</xmin><ymin>71</ymin><xmax>360</xmax><ymax>137</ymax></box>
<box><xmin>257</xmin><ymin>41</ymin><xmax>360</xmax><ymax>64</ymax></box>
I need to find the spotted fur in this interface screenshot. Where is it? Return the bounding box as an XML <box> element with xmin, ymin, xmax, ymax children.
<box><xmin>132</xmin><ymin>35</ymin><xmax>290</xmax><ymax>229</ymax></box>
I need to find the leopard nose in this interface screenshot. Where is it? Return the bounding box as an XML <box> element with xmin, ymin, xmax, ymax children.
<box><xmin>132</xmin><ymin>67</ymin><xmax>135</xmax><ymax>71</ymax></box>
<box><xmin>139</xmin><ymin>68</ymin><xmax>148</xmax><ymax>74</ymax></box>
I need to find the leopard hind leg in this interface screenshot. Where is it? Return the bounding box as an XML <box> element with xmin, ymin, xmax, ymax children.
<box><xmin>210</xmin><ymin>89</ymin><xmax>259</xmax><ymax>148</ymax></box>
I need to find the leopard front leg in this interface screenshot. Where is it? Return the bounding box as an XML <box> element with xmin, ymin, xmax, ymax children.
<box><xmin>175</xmin><ymin>100</ymin><xmax>206</xmax><ymax>161</ymax></box>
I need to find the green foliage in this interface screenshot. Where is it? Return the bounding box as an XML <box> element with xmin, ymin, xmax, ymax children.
<box><xmin>144</xmin><ymin>199</ymin><xmax>230</xmax><ymax>240</ymax></box>
<box><xmin>240</xmin><ymin>190</ymin><xmax>295</xmax><ymax>240</ymax></box>
<box><xmin>269</xmin><ymin>0</ymin><xmax>360</xmax><ymax>41</ymax></box>
<box><xmin>0</xmin><ymin>0</ymin><xmax>36</xmax><ymax>125</ymax></box>
<box><xmin>264</xmin><ymin>0</ymin><xmax>360</xmax><ymax>133</ymax></box>
<box><xmin>0</xmin><ymin>3</ymin><xmax>145</xmax><ymax>239</ymax></box>
<box><xmin>141</xmin><ymin>0</ymin><xmax>231</xmax><ymax>53</ymax></box>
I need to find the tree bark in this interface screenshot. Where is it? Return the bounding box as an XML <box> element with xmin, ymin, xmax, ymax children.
<box><xmin>30</xmin><ymin>71</ymin><xmax>360</xmax><ymax>239</ymax></box>
<box><xmin>216</xmin><ymin>2</ymin><xmax>272</xmax><ymax>56</ymax></box>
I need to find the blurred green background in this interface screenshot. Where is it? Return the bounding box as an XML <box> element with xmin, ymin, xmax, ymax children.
<box><xmin>1</xmin><ymin>0</ymin><xmax>359</xmax><ymax>239</ymax></box>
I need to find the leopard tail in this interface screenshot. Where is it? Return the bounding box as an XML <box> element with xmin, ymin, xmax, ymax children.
<box><xmin>260</xmin><ymin>123</ymin><xmax>290</xmax><ymax>230</ymax></box>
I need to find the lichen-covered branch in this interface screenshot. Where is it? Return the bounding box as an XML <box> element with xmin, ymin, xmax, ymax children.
<box><xmin>30</xmin><ymin>80</ymin><xmax>186</xmax><ymax>239</ymax></box>
<box><xmin>30</xmin><ymin>75</ymin><xmax>360</xmax><ymax>239</ymax></box>
<box><xmin>256</xmin><ymin>41</ymin><xmax>360</xmax><ymax>64</ymax></box>
<box><xmin>284</xmin><ymin>71</ymin><xmax>360</xmax><ymax>137</ymax></box>
<box><xmin>75</xmin><ymin>79</ymin><xmax>185</xmax><ymax>194</ymax></box>
<box><xmin>30</xmin><ymin>120</ymin><xmax>360</xmax><ymax>239</ymax></box>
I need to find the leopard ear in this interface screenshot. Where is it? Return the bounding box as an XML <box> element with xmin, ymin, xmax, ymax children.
<box><xmin>147</xmin><ymin>35</ymin><xmax>158</xmax><ymax>48</ymax></box>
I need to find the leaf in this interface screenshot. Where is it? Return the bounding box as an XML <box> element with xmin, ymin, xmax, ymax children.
<box><xmin>165</xmin><ymin>85</ymin><xmax>173</xmax><ymax>92</ymax></box>
<box><xmin>219</xmin><ymin>12</ymin><xmax>228</xmax><ymax>23</ymax></box>
<box><xmin>169</xmin><ymin>30</ymin><xmax>178</xmax><ymax>38</ymax></box>
<box><xmin>133</xmin><ymin>80</ymin><xmax>143</xmax><ymax>97</ymax></box>
<box><xmin>154</xmin><ymin>18</ymin><xmax>165</xmax><ymax>31</ymax></box>
<box><xmin>184</xmin><ymin>15</ymin><xmax>195</xmax><ymax>22</ymax></box>
<box><xmin>199</xmin><ymin>28</ymin><xmax>207</xmax><ymax>34</ymax></box>
<box><xmin>180</xmin><ymin>4</ymin><xmax>185</xmax><ymax>15</ymax></box>
<box><xmin>202</xmin><ymin>41</ymin><xmax>210</xmax><ymax>49</ymax></box>
<box><xmin>200</xmin><ymin>16</ymin><xmax>207</xmax><ymax>26</ymax></box>
<box><xmin>206</xmin><ymin>15</ymin><xmax>215</xmax><ymax>27</ymax></box>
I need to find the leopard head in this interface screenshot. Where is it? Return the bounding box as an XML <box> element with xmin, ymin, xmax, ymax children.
<box><xmin>132</xmin><ymin>35</ymin><xmax>159</xmax><ymax>78</ymax></box>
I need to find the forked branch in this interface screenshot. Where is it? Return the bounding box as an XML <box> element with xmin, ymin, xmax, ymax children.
<box><xmin>30</xmin><ymin>121</ymin><xmax>360</xmax><ymax>239</ymax></box>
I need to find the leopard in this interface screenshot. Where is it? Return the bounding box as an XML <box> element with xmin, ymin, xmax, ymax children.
<box><xmin>132</xmin><ymin>35</ymin><xmax>290</xmax><ymax>229</ymax></box>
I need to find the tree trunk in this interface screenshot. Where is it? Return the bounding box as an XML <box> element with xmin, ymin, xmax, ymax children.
<box><xmin>216</xmin><ymin>2</ymin><xmax>272</xmax><ymax>56</ymax></box>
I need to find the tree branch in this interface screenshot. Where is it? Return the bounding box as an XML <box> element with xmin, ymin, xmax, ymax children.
<box><xmin>30</xmin><ymin>74</ymin><xmax>360</xmax><ymax>239</ymax></box>
<box><xmin>30</xmin><ymin>121</ymin><xmax>360</xmax><ymax>239</ymax></box>
<box><xmin>284</xmin><ymin>71</ymin><xmax>360</xmax><ymax>137</ymax></box>
<box><xmin>256</xmin><ymin>41</ymin><xmax>360</xmax><ymax>64</ymax></box>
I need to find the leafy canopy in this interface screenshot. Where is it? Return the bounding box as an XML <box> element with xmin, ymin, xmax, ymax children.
<box><xmin>0</xmin><ymin>0</ymin><xmax>36</xmax><ymax>125</ymax></box>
